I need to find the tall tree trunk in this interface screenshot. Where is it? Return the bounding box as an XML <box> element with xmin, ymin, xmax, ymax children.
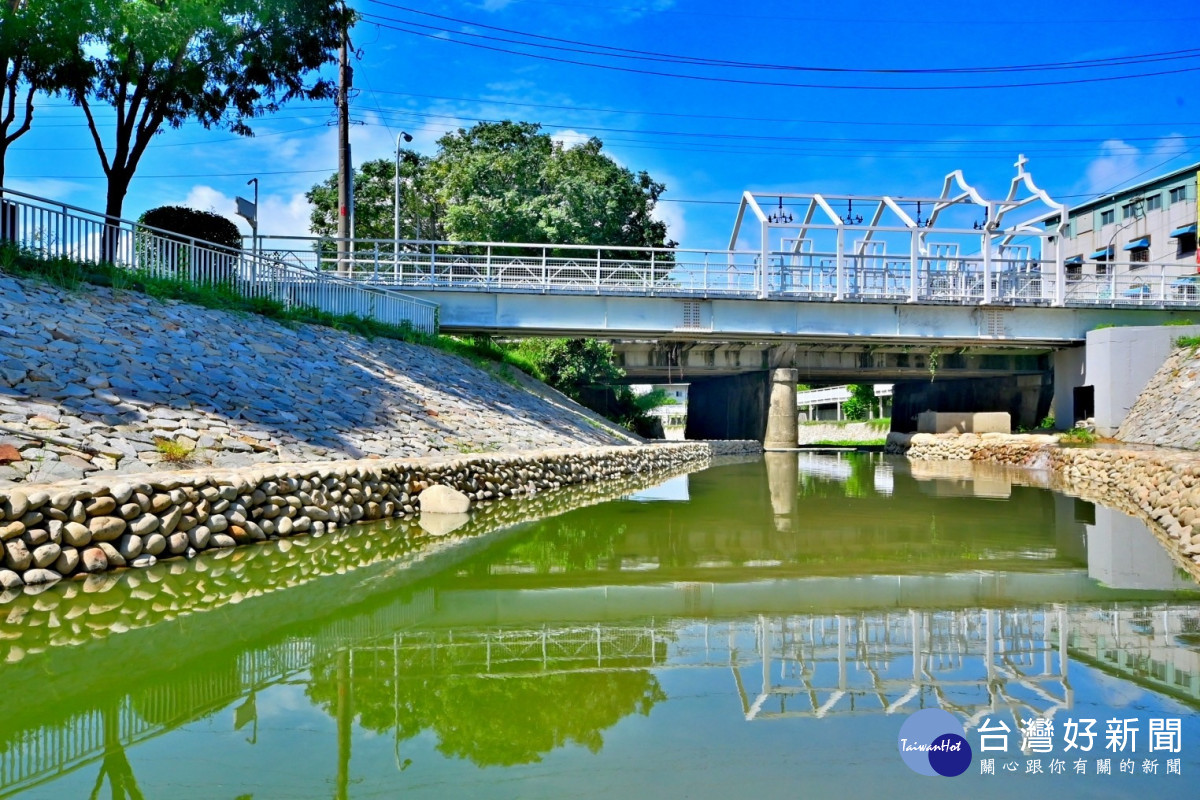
<box><xmin>101</xmin><ymin>172</ymin><xmax>131</xmax><ymax>264</ymax></box>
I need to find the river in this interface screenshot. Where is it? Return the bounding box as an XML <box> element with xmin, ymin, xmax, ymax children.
<box><xmin>1</xmin><ymin>452</ymin><xmax>1198</xmax><ymax>798</ymax></box>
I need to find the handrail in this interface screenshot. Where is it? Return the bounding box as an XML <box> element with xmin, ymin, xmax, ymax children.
<box><xmin>0</xmin><ymin>186</ymin><xmax>438</xmax><ymax>335</ymax></box>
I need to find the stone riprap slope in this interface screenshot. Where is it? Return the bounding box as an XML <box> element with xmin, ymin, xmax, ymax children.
<box><xmin>0</xmin><ymin>465</ymin><xmax>691</xmax><ymax>664</ymax></box>
<box><xmin>0</xmin><ymin>272</ymin><xmax>630</xmax><ymax>486</ymax></box>
<box><xmin>1117</xmin><ymin>344</ymin><xmax>1200</xmax><ymax>451</ymax></box>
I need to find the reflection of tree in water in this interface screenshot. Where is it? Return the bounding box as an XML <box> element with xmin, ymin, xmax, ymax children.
<box><xmin>306</xmin><ymin>638</ymin><xmax>665</xmax><ymax>767</ymax></box>
<box><xmin>478</xmin><ymin>521</ymin><xmax>629</xmax><ymax>576</ymax></box>
<box><xmin>797</xmin><ymin>456</ymin><xmax>877</xmax><ymax>500</ymax></box>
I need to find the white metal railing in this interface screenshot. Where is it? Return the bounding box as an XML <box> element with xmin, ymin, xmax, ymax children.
<box><xmin>252</xmin><ymin>233</ymin><xmax>1200</xmax><ymax>309</ymax></box>
<box><xmin>0</xmin><ymin>188</ymin><xmax>439</xmax><ymax>335</ymax></box>
<box><xmin>253</xmin><ymin>235</ymin><xmax>764</xmax><ymax>298</ymax></box>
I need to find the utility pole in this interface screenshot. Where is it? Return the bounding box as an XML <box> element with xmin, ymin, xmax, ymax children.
<box><xmin>336</xmin><ymin>0</ymin><xmax>353</xmax><ymax>276</ymax></box>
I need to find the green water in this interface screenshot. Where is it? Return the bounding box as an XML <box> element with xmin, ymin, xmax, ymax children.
<box><xmin>3</xmin><ymin>452</ymin><xmax>1200</xmax><ymax>799</ymax></box>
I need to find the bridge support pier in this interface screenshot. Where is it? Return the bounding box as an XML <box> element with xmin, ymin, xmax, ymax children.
<box><xmin>763</xmin><ymin>368</ymin><xmax>799</xmax><ymax>450</ymax></box>
<box><xmin>683</xmin><ymin>369</ymin><xmax>798</xmax><ymax>447</ymax></box>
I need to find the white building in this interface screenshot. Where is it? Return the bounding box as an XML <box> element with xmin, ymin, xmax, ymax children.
<box><xmin>1042</xmin><ymin>163</ymin><xmax>1198</xmax><ymax>300</ymax></box>
<box><xmin>797</xmin><ymin>384</ymin><xmax>893</xmax><ymax>422</ymax></box>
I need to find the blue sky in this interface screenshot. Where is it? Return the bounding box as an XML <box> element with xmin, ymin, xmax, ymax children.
<box><xmin>7</xmin><ymin>0</ymin><xmax>1200</xmax><ymax>251</ymax></box>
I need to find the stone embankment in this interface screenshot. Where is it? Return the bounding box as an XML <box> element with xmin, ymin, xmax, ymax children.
<box><xmin>0</xmin><ymin>271</ymin><xmax>635</xmax><ymax>487</ymax></box>
<box><xmin>887</xmin><ymin>431</ymin><xmax>1200</xmax><ymax>578</ymax></box>
<box><xmin>0</xmin><ymin>442</ymin><xmax>728</xmax><ymax>589</ymax></box>
<box><xmin>1117</xmin><ymin>343</ymin><xmax>1200</xmax><ymax>451</ymax></box>
<box><xmin>0</xmin><ymin>465</ymin><xmax>691</xmax><ymax>665</ymax></box>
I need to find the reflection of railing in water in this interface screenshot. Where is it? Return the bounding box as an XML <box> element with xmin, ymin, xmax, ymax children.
<box><xmin>0</xmin><ymin>591</ymin><xmax>432</xmax><ymax>798</ymax></box>
<box><xmin>6</xmin><ymin>605</ymin><xmax>1200</xmax><ymax>795</ymax></box>
<box><xmin>354</xmin><ymin>626</ymin><xmax>672</xmax><ymax>677</ymax></box>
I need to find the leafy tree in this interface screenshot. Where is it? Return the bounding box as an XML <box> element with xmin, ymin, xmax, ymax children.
<box><xmin>511</xmin><ymin>338</ymin><xmax>623</xmax><ymax>401</ymax></box>
<box><xmin>307</xmin><ymin>120</ymin><xmax>676</xmax><ymax>250</ymax></box>
<box><xmin>634</xmin><ymin>388</ymin><xmax>676</xmax><ymax>412</ymax></box>
<box><xmin>841</xmin><ymin>384</ymin><xmax>875</xmax><ymax>421</ymax></box>
<box><xmin>0</xmin><ymin>0</ymin><xmax>89</xmax><ymax>185</ymax></box>
<box><xmin>306</xmin><ymin>150</ymin><xmax>445</xmax><ymax>243</ymax></box>
<box><xmin>64</xmin><ymin>0</ymin><xmax>345</xmax><ymax>233</ymax></box>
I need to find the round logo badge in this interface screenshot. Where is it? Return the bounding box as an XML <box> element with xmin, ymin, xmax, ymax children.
<box><xmin>897</xmin><ymin>708</ymin><xmax>973</xmax><ymax>777</ymax></box>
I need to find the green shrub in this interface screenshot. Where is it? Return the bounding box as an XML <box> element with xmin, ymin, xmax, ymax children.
<box><xmin>140</xmin><ymin>206</ymin><xmax>242</xmax><ymax>250</ymax></box>
<box><xmin>840</xmin><ymin>384</ymin><xmax>875</xmax><ymax>421</ymax></box>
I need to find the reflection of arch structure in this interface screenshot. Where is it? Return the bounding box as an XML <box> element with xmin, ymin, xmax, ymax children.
<box><xmin>7</xmin><ymin>604</ymin><xmax>1200</xmax><ymax>796</ymax></box>
<box><xmin>730</xmin><ymin>609</ymin><xmax>1073</xmax><ymax>734</ymax></box>
<box><xmin>729</xmin><ymin>155</ymin><xmax>1068</xmax><ymax>305</ymax></box>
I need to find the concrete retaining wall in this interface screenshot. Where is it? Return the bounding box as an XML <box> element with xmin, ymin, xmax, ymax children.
<box><xmin>1085</xmin><ymin>325</ymin><xmax>1200</xmax><ymax>436</ymax></box>
<box><xmin>887</xmin><ymin>431</ymin><xmax>1200</xmax><ymax>580</ymax></box>
<box><xmin>797</xmin><ymin>422</ymin><xmax>887</xmax><ymax>445</ymax></box>
<box><xmin>0</xmin><ymin>442</ymin><xmax>752</xmax><ymax>590</ymax></box>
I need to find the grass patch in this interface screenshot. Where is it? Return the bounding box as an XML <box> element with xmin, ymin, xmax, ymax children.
<box><xmin>154</xmin><ymin>437</ymin><xmax>195</xmax><ymax>463</ymax></box>
<box><xmin>801</xmin><ymin>418</ymin><xmax>890</xmax><ymax>430</ymax></box>
<box><xmin>809</xmin><ymin>439</ymin><xmax>887</xmax><ymax>447</ymax></box>
<box><xmin>1058</xmin><ymin>427</ymin><xmax>1096</xmax><ymax>446</ymax></box>
<box><xmin>1176</xmin><ymin>334</ymin><xmax>1200</xmax><ymax>349</ymax></box>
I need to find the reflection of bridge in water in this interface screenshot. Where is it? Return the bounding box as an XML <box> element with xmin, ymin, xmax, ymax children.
<box><xmin>4</xmin><ymin>456</ymin><xmax>1200</xmax><ymax>796</ymax></box>
<box><xmin>5</xmin><ymin>601</ymin><xmax>1200</xmax><ymax>798</ymax></box>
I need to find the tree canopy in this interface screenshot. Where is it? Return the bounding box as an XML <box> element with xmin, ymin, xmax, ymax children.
<box><xmin>62</xmin><ymin>0</ymin><xmax>345</xmax><ymax>224</ymax></box>
<box><xmin>306</xmin><ymin>149</ymin><xmax>445</xmax><ymax>242</ymax></box>
<box><xmin>307</xmin><ymin>120</ymin><xmax>675</xmax><ymax>248</ymax></box>
<box><xmin>0</xmin><ymin>0</ymin><xmax>90</xmax><ymax>185</ymax></box>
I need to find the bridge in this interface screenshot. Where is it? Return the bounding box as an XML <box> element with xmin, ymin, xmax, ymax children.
<box><xmin>243</xmin><ymin>160</ymin><xmax>1196</xmax><ymax>441</ymax></box>
<box><xmin>4</xmin><ymin>158</ymin><xmax>1197</xmax><ymax>443</ymax></box>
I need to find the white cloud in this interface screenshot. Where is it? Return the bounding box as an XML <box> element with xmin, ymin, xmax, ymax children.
<box><xmin>653</xmin><ymin>200</ymin><xmax>686</xmax><ymax>244</ymax></box>
<box><xmin>5</xmin><ymin>178</ymin><xmax>86</xmax><ymax>203</ymax></box>
<box><xmin>551</xmin><ymin>128</ymin><xmax>592</xmax><ymax>150</ymax></box>
<box><xmin>178</xmin><ymin>184</ymin><xmax>314</xmax><ymax>238</ymax></box>
<box><xmin>1081</xmin><ymin>135</ymin><xmax>1191</xmax><ymax>197</ymax></box>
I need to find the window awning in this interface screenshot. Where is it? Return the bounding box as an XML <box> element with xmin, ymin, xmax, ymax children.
<box><xmin>1170</xmin><ymin>224</ymin><xmax>1198</xmax><ymax>238</ymax></box>
<box><xmin>1123</xmin><ymin>238</ymin><xmax>1150</xmax><ymax>251</ymax></box>
<box><xmin>1172</xmin><ymin>275</ymin><xmax>1200</xmax><ymax>287</ymax></box>
<box><xmin>1089</xmin><ymin>247</ymin><xmax>1112</xmax><ymax>259</ymax></box>
<box><xmin>1064</xmin><ymin>256</ymin><xmax>1083</xmax><ymax>266</ymax></box>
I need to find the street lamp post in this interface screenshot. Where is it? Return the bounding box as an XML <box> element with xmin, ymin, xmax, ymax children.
<box><xmin>394</xmin><ymin>131</ymin><xmax>413</xmax><ymax>271</ymax></box>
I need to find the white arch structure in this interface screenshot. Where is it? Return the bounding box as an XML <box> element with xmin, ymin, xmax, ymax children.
<box><xmin>729</xmin><ymin>156</ymin><xmax>1070</xmax><ymax>305</ymax></box>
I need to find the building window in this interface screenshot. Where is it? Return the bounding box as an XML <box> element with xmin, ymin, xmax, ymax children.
<box><xmin>1101</xmin><ymin>209</ymin><xmax>1115</xmax><ymax>225</ymax></box>
<box><xmin>1122</xmin><ymin>202</ymin><xmax>1139</xmax><ymax>220</ymax></box>
<box><xmin>1129</xmin><ymin>243</ymin><xmax>1150</xmax><ymax>263</ymax></box>
<box><xmin>1144</xmin><ymin>194</ymin><xmax>1162</xmax><ymax>211</ymax></box>
<box><xmin>1096</xmin><ymin>262</ymin><xmax>1108</xmax><ymax>276</ymax></box>
<box><xmin>1179</xmin><ymin>234</ymin><xmax>1198</xmax><ymax>258</ymax></box>
<box><xmin>1170</xmin><ymin>185</ymin><xmax>1189</xmax><ymax>204</ymax></box>
<box><xmin>1066</xmin><ymin>262</ymin><xmax>1082</xmax><ymax>280</ymax></box>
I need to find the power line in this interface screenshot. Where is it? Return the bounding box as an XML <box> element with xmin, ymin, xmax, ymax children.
<box><xmin>7</xmin><ymin>168</ymin><xmax>335</xmax><ymax>180</ymax></box>
<box><xmin>365</xmin><ymin>3</ymin><xmax>1200</xmax><ymax>75</ymax></box>
<box><xmin>414</xmin><ymin>0</ymin><xmax>1199</xmax><ymax>27</ymax></box>
<box><xmin>365</xmin><ymin>89</ymin><xmax>1200</xmax><ymax>130</ymax></box>
<box><xmin>352</xmin><ymin>106</ymin><xmax>1200</xmax><ymax>148</ymax></box>
<box><xmin>369</xmin><ymin>19</ymin><xmax>1200</xmax><ymax>92</ymax></box>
